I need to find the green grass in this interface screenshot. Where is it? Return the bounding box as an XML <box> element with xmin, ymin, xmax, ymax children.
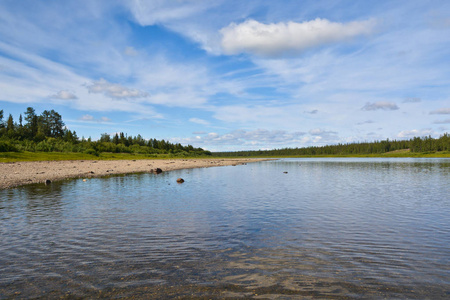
<box><xmin>1</xmin><ymin>149</ymin><xmax>449</xmax><ymax>163</ymax></box>
<box><xmin>0</xmin><ymin>151</ymin><xmax>210</xmax><ymax>163</ymax></box>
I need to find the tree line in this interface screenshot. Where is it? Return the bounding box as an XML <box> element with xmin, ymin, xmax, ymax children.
<box><xmin>0</xmin><ymin>107</ymin><xmax>211</xmax><ymax>156</ymax></box>
<box><xmin>213</xmin><ymin>134</ymin><xmax>450</xmax><ymax>157</ymax></box>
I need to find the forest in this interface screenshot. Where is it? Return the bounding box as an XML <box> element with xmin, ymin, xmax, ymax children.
<box><xmin>0</xmin><ymin>107</ymin><xmax>211</xmax><ymax>156</ymax></box>
<box><xmin>213</xmin><ymin>134</ymin><xmax>450</xmax><ymax>157</ymax></box>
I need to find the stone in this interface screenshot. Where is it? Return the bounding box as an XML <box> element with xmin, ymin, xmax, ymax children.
<box><xmin>154</xmin><ymin>168</ymin><xmax>163</xmax><ymax>174</ymax></box>
<box><xmin>45</xmin><ymin>179</ymin><xmax>51</xmax><ymax>185</ymax></box>
<box><xmin>176</xmin><ymin>178</ymin><xmax>185</xmax><ymax>183</ymax></box>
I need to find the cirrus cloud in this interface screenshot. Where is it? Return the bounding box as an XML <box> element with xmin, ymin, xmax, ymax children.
<box><xmin>220</xmin><ymin>18</ymin><xmax>375</xmax><ymax>57</ymax></box>
<box><xmin>189</xmin><ymin>117</ymin><xmax>210</xmax><ymax>125</ymax></box>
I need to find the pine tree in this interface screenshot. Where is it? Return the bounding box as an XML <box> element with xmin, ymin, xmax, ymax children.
<box><xmin>0</xmin><ymin>109</ymin><xmax>4</xmax><ymax>128</ymax></box>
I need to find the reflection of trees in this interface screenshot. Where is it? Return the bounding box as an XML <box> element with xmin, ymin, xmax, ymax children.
<box><xmin>20</xmin><ymin>181</ymin><xmax>66</xmax><ymax>224</ymax></box>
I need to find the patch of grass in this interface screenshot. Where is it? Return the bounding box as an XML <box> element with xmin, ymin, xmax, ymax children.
<box><xmin>0</xmin><ymin>152</ymin><xmax>99</xmax><ymax>162</ymax></box>
<box><xmin>0</xmin><ymin>151</ymin><xmax>211</xmax><ymax>163</ymax></box>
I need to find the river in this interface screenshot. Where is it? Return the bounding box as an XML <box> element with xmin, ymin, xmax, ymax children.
<box><xmin>1</xmin><ymin>158</ymin><xmax>449</xmax><ymax>298</ymax></box>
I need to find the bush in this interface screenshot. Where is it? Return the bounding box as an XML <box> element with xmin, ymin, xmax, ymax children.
<box><xmin>0</xmin><ymin>140</ymin><xmax>18</xmax><ymax>152</ymax></box>
<box><xmin>84</xmin><ymin>149</ymin><xmax>99</xmax><ymax>156</ymax></box>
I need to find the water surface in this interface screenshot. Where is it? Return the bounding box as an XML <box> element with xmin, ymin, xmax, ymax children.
<box><xmin>1</xmin><ymin>158</ymin><xmax>449</xmax><ymax>298</ymax></box>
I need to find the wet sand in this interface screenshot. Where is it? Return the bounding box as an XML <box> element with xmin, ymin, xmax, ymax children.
<box><xmin>0</xmin><ymin>158</ymin><xmax>269</xmax><ymax>189</ymax></box>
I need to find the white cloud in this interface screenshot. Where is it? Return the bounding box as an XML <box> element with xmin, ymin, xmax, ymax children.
<box><xmin>403</xmin><ymin>97</ymin><xmax>421</xmax><ymax>103</ymax></box>
<box><xmin>189</xmin><ymin>118</ymin><xmax>210</xmax><ymax>125</ymax></box>
<box><xmin>305</xmin><ymin>109</ymin><xmax>318</xmax><ymax>114</ymax></box>
<box><xmin>86</xmin><ymin>78</ymin><xmax>148</xmax><ymax>99</ymax></box>
<box><xmin>124</xmin><ymin>46</ymin><xmax>138</xmax><ymax>56</ymax></box>
<box><xmin>433</xmin><ymin>119</ymin><xmax>450</xmax><ymax>124</ymax></box>
<box><xmin>79</xmin><ymin>114</ymin><xmax>95</xmax><ymax>121</ymax></box>
<box><xmin>430</xmin><ymin>108</ymin><xmax>450</xmax><ymax>114</ymax></box>
<box><xmin>357</xmin><ymin>120</ymin><xmax>375</xmax><ymax>125</ymax></box>
<box><xmin>220</xmin><ymin>18</ymin><xmax>375</xmax><ymax>57</ymax></box>
<box><xmin>397</xmin><ymin>129</ymin><xmax>434</xmax><ymax>138</ymax></box>
<box><xmin>309</xmin><ymin>128</ymin><xmax>338</xmax><ymax>136</ymax></box>
<box><xmin>361</xmin><ymin>101</ymin><xmax>399</xmax><ymax>111</ymax></box>
<box><xmin>100</xmin><ymin>116</ymin><xmax>112</xmax><ymax>122</ymax></box>
<box><xmin>49</xmin><ymin>90</ymin><xmax>77</xmax><ymax>100</ymax></box>
<box><xmin>78</xmin><ymin>114</ymin><xmax>111</xmax><ymax>123</ymax></box>
<box><xmin>172</xmin><ymin>128</ymin><xmax>307</xmax><ymax>148</ymax></box>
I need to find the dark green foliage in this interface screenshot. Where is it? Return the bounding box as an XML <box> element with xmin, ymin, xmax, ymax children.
<box><xmin>214</xmin><ymin>133</ymin><xmax>450</xmax><ymax>157</ymax></box>
<box><xmin>0</xmin><ymin>140</ymin><xmax>17</xmax><ymax>152</ymax></box>
<box><xmin>39</xmin><ymin>109</ymin><xmax>65</xmax><ymax>138</ymax></box>
<box><xmin>0</xmin><ymin>107</ymin><xmax>210</xmax><ymax>156</ymax></box>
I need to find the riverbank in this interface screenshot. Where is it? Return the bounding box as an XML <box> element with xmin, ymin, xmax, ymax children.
<box><xmin>0</xmin><ymin>158</ymin><xmax>270</xmax><ymax>189</ymax></box>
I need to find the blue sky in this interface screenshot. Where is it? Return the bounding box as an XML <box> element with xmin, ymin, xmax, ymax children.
<box><xmin>0</xmin><ymin>0</ymin><xmax>449</xmax><ymax>151</ymax></box>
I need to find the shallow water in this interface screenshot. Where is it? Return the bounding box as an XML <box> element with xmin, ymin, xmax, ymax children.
<box><xmin>1</xmin><ymin>158</ymin><xmax>449</xmax><ymax>299</ymax></box>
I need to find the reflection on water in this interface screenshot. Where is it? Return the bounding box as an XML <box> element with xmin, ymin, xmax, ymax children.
<box><xmin>1</xmin><ymin>158</ymin><xmax>449</xmax><ymax>298</ymax></box>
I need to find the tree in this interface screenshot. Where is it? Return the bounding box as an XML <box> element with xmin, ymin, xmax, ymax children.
<box><xmin>24</xmin><ymin>107</ymin><xmax>36</xmax><ymax>126</ymax></box>
<box><xmin>100</xmin><ymin>133</ymin><xmax>111</xmax><ymax>143</ymax></box>
<box><xmin>6</xmin><ymin>114</ymin><xmax>15</xmax><ymax>138</ymax></box>
<box><xmin>0</xmin><ymin>109</ymin><xmax>4</xmax><ymax>128</ymax></box>
<box><xmin>39</xmin><ymin>110</ymin><xmax>65</xmax><ymax>138</ymax></box>
<box><xmin>24</xmin><ymin>107</ymin><xmax>38</xmax><ymax>139</ymax></box>
<box><xmin>112</xmin><ymin>133</ymin><xmax>119</xmax><ymax>144</ymax></box>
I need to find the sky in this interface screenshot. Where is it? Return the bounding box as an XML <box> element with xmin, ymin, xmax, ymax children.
<box><xmin>0</xmin><ymin>0</ymin><xmax>449</xmax><ymax>151</ymax></box>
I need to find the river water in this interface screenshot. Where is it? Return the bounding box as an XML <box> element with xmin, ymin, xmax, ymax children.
<box><xmin>1</xmin><ymin>158</ymin><xmax>449</xmax><ymax>299</ymax></box>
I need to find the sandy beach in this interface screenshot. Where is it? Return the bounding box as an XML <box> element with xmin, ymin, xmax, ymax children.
<box><xmin>0</xmin><ymin>158</ymin><xmax>269</xmax><ymax>189</ymax></box>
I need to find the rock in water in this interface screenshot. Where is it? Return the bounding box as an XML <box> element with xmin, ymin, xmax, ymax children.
<box><xmin>45</xmin><ymin>179</ymin><xmax>51</xmax><ymax>185</ymax></box>
<box><xmin>154</xmin><ymin>168</ymin><xmax>163</xmax><ymax>174</ymax></box>
<box><xmin>177</xmin><ymin>178</ymin><xmax>185</xmax><ymax>183</ymax></box>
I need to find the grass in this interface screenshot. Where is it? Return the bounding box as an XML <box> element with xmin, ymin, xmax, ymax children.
<box><xmin>0</xmin><ymin>151</ymin><xmax>209</xmax><ymax>163</ymax></box>
<box><xmin>0</xmin><ymin>149</ymin><xmax>449</xmax><ymax>163</ymax></box>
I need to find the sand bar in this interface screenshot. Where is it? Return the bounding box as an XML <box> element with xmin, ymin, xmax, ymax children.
<box><xmin>0</xmin><ymin>158</ymin><xmax>270</xmax><ymax>189</ymax></box>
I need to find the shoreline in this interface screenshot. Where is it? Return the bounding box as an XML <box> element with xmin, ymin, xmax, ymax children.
<box><xmin>0</xmin><ymin>158</ymin><xmax>271</xmax><ymax>190</ymax></box>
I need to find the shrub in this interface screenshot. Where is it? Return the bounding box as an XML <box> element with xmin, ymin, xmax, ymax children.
<box><xmin>0</xmin><ymin>140</ymin><xmax>18</xmax><ymax>152</ymax></box>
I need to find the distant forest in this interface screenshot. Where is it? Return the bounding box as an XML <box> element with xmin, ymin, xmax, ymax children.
<box><xmin>213</xmin><ymin>134</ymin><xmax>450</xmax><ymax>157</ymax></box>
<box><xmin>0</xmin><ymin>107</ymin><xmax>211</xmax><ymax>156</ymax></box>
